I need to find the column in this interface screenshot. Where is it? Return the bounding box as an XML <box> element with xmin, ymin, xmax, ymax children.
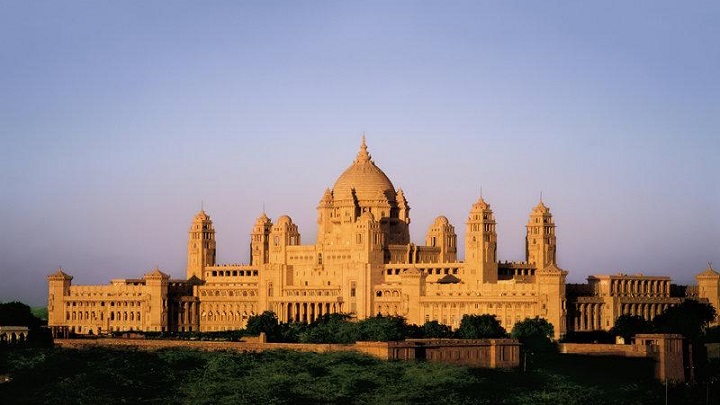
<box><xmin>575</xmin><ymin>304</ymin><xmax>582</xmax><ymax>331</ymax></box>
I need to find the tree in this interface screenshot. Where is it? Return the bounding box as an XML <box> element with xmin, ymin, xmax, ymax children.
<box><xmin>610</xmin><ymin>314</ymin><xmax>653</xmax><ymax>343</ymax></box>
<box><xmin>299</xmin><ymin>313</ymin><xmax>359</xmax><ymax>344</ymax></box>
<box><xmin>0</xmin><ymin>302</ymin><xmax>41</xmax><ymax>328</ymax></box>
<box><xmin>357</xmin><ymin>315</ymin><xmax>408</xmax><ymax>341</ymax></box>
<box><xmin>511</xmin><ymin>317</ymin><xmax>555</xmax><ymax>352</ymax></box>
<box><xmin>244</xmin><ymin>311</ymin><xmax>281</xmax><ymax>341</ymax></box>
<box><xmin>652</xmin><ymin>299</ymin><xmax>717</xmax><ymax>341</ymax></box>
<box><xmin>456</xmin><ymin>314</ymin><xmax>507</xmax><ymax>339</ymax></box>
<box><xmin>703</xmin><ymin>325</ymin><xmax>720</xmax><ymax>343</ymax></box>
<box><xmin>421</xmin><ymin>320</ymin><xmax>453</xmax><ymax>339</ymax></box>
<box><xmin>278</xmin><ymin>321</ymin><xmax>307</xmax><ymax>343</ymax></box>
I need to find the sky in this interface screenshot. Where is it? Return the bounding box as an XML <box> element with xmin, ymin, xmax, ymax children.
<box><xmin>1</xmin><ymin>2</ymin><xmax>718</xmax><ymax>306</ymax></box>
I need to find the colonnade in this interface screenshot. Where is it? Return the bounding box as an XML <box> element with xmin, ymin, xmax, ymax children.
<box><xmin>574</xmin><ymin>303</ymin><xmax>603</xmax><ymax>331</ymax></box>
<box><xmin>574</xmin><ymin>301</ymin><xmax>674</xmax><ymax>331</ymax></box>
<box><xmin>276</xmin><ymin>301</ymin><xmax>343</xmax><ymax>323</ymax></box>
<box><xmin>620</xmin><ymin>302</ymin><xmax>671</xmax><ymax>321</ymax></box>
<box><xmin>174</xmin><ymin>301</ymin><xmax>198</xmax><ymax>330</ymax></box>
<box><xmin>611</xmin><ymin>279</ymin><xmax>669</xmax><ymax>296</ymax></box>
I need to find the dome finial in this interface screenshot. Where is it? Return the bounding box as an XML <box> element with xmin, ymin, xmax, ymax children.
<box><xmin>355</xmin><ymin>134</ymin><xmax>372</xmax><ymax>163</ymax></box>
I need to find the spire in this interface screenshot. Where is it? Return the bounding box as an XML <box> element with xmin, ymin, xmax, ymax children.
<box><xmin>354</xmin><ymin>135</ymin><xmax>372</xmax><ymax>164</ymax></box>
<box><xmin>471</xmin><ymin>195</ymin><xmax>490</xmax><ymax>211</ymax></box>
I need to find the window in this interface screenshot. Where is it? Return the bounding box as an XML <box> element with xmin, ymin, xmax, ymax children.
<box><xmin>350</xmin><ymin>282</ymin><xmax>356</xmax><ymax>297</ymax></box>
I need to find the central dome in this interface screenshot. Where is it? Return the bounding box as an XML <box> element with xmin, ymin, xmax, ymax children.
<box><xmin>332</xmin><ymin>137</ymin><xmax>396</xmax><ymax>201</ymax></box>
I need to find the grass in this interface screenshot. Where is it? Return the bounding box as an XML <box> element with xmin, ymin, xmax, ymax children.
<box><xmin>0</xmin><ymin>347</ymin><xmax>715</xmax><ymax>404</ymax></box>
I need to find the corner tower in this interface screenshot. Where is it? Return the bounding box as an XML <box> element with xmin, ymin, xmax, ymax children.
<box><xmin>465</xmin><ymin>197</ymin><xmax>498</xmax><ymax>283</ymax></box>
<box><xmin>187</xmin><ymin>210</ymin><xmax>216</xmax><ymax>280</ymax></box>
<box><xmin>47</xmin><ymin>267</ymin><xmax>72</xmax><ymax>333</ymax></box>
<box><xmin>526</xmin><ymin>201</ymin><xmax>557</xmax><ymax>269</ymax></box>
<box><xmin>697</xmin><ymin>264</ymin><xmax>720</xmax><ymax>325</ymax></box>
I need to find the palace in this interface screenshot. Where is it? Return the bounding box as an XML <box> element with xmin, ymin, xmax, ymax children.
<box><xmin>47</xmin><ymin>139</ymin><xmax>719</xmax><ymax>339</ymax></box>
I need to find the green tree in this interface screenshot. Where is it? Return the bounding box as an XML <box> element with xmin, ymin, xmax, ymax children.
<box><xmin>610</xmin><ymin>314</ymin><xmax>652</xmax><ymax>343</ymax></box>
<box><xmin>245</xmin><ymin>311</ymin><xmax>281</xmax><ymax>341</ymax></box>
<box><xmin>652</xmin><ymin>299</ymin><xmax>717</xmax><ymax>340</ymax></box>
<box><xmin>357</xmin><ymin>315</ymin><xmax>408</xmax><ymax>341</ymax></box>
<box><xmin>278</xmin><ymin>321</ymin><xmax>307</xmax><ymax>343</ymax></box>
<box><xmin>421</xmin><ymin>320</ymin><xmax>453</xmax><ymax>338</ymax></box>
<box><xmin>31</xmin><ymin>307</ymin><xmax>48</xmax><ymax>322</ymax></box>
<box><xmin>299</xmin><ymin>313</ymin><xmax>359</xmax><ymax>344</ymax></box>
<box><xmin>456</xmin><ymin>314</ymin><xmax>507</xmax><ymax>339</ymax></box>
<box><xmin>0</xmin><ymin>302</ymin><xmax>41</xmax><ymax>328</ymax></box>
<box><xmin>511</xmin><ymin>317</ymin><xmax>555</xmax><ymax>352</ymax></box>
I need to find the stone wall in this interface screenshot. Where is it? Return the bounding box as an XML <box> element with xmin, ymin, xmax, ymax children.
<box><xmin>560</xmin><ymin>334</ymin><xmax>685</xmax><ymax>383</ymax></box>
<box><xmin>559</xmin><ymin>343</ymin><xmax>651</xmax><ymax>357</ymax></box>
<box><xmin>53</xmin><ymin>337</ymin><xmax>520</xmax><ymax>368</ymax></box>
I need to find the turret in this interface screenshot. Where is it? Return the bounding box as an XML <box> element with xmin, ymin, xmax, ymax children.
<box><xmin>251</xmin><ymin>213</ymin><xmax>272</xmax><ymax>265</ymax></box>
<box><xmin>354</xmin><ymin>211</ymin><xmax>384</xmax><ymax>261</ymax></box>
<box><xmin>269</xmin><ymin>215</ymin><xmax>300</xmax><ymax>264</ymax></box>
<box><xmin>186</xmin><ymin>210</ymin><xmax>216</xmax><ymax>280</ymax></box>
<box><xmin>697</xmin><ymin>264</ymin><xmax>720</xmax><ymax>326</ymax></box>
<box><xmin>526</xmin><ymin>201</ymin><xmax>556</xmax><ymax>269</ymax></box>
<box><xmin>396</xmin><ymin>189</ymin><xmax>410</xmax><ymax>224</ymax></box>
<box><xmin>316</xmin><ymin>188</ymin><xmax>334</xmax><ymax>245</ymax></box>
<box><xmin>425</xmin><ymin>216</ymin><xmax>458</xmax><ymax>262</ymax></box>
<box><xmin>465</xmin><ymin>197</ymin><xmax>498</xmax><ymax>283</ymax></box>
<box><xmin>143</xmin><ymin>267</ymin><xmax>170</xmax><ymax>332</ymax></box>
<box><xmin>47</xmin><ymin>267</ymin><xmax>72</xmax><ymax>330</ymax></box>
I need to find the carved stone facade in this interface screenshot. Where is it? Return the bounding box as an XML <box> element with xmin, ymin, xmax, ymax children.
<box><xmin>47</xmin><ymin>139</ymin><xmax>719</xmax><ymax>338</ymax></box>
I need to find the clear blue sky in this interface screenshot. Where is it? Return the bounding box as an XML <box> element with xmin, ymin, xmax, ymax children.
<box><xmin>1</xmin><ymin>2</ymin><xmax>718</xmax><ymax>306</ymax></box>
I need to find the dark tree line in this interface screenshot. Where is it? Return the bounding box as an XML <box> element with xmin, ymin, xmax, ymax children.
<box><xmin>242</xmin><ymin>311</ymin><xmax>556</xmax><ymax>353</ymax></box>
<box><xmin>0</xmin><ymin>301</ymin><xmax>53</xmax><ymax>347</ymax></box>
<box><xmin>609</xmin><ymin>299</ymin><xmax>717</xmax><ymax>343</ymax></box>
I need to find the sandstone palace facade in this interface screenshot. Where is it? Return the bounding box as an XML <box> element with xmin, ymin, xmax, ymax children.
<box><xmin>47</xmin><ymin>139</ymin><xmax>719</xmax><ymax>339</ymax></box>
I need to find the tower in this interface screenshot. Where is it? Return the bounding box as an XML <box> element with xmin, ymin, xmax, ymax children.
<box><xmin>316</xmin><ymin>188</ymin><xmax>334</xmax><ymax>245</ymax></box>
<box><xmin>526</xmin><ymin>201</ymin><xmax>556</xmax><ymax>269</ymax></box>
<box><xmin>465</xmin><ymin>197</ymin><xmax>498</xmax><ymax>283</ymax></box>
<box><xmin>143</xmin><ymin>266</ymin><xmax>170</xmax><ymax>332</ymax></box>
<box><xmin>251</xmin><ymin>213</ymin><xmax>272</xmax><ymax>265</ymax></box>
<box><xmin>186</xmin><ymin>210</ymin><xmax>216</xmax><ymax>280</ymax></box>
<box><xmin>425</xmin><ymin>216</ymin><xmax>458</xmax><ymax>262</ymax></box>
<box><xmin>269</xmin><ymin>215</ymin><xmax>301</xmax><ymax>264</ymax></box>
<box><xmin>697</xmin><ymin>264</ymin><xmax>720</xmax><ymax>326</ymax></box>
<box><xmin>47</xmin><ymin>267</ymin><xmax>72</xmax><ymax>334</ymax></box>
